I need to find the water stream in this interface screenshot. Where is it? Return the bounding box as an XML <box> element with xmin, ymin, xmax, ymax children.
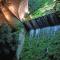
<box><xmin>29</xmin><ymin>25</ymin><xmax>60</xmax><ymax>39</ymax></box>
<box><xmin>16</xmin><ymin>28</ymin><xmax>25</xmax><ymax>60</ymax></box>
<box><xmin>29</xmin><ymin>25</ymin><xmax>60</xmax><ymax>55</ymax></box>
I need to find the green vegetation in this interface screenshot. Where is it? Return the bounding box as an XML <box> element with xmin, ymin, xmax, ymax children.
<box><xmin>0</xmin><ymin>0</ymin><xmax>60</xmax><ymax>60</ymax></box>
<box><xmin>29</xmin><ymin>0</ymin><xmax>54</xmax><ymax>12</ymax></box>
<box><xmin>0</xmin><ymin>23</ymin><xmax>19</xmax><ymax>59</ymax></box>
<box><xmin>20</xmin><ymin>27</ymin><xmax>60</xmax><ymax>60</ymax></box>
<box><xmin>26</xmin><ymin>0</ymin><xmax>55</xmax><ymax>20</ymax></box>
<box><xmin>0</xmin><ymin>23</ymin><xmax>60</xmax><ymax>60</ymax></box>
<box><xmin>24</xmin><ymin>0</ymin><xmax>60</xmax><ymax>20</ymax></box>
<box><xmin>19</xmin><ymin>0</ymin><xmax>60</xmax><ymax>60</ymax></box>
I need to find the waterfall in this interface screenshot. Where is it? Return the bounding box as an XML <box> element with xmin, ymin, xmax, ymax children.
<box><xmin>29</xmin><ymin>25</ymin><xmax>60</xmax><ymax>47</ymax></box>
<box><xmin>24</xmin><ymin>11</ymin><xmax>60</xmax><ymax>31</ymax></box>
<box><xmin>28</xmin><ymin>25</ymin><xmax>60</xmax><ymax>58</ymax></box>
<box><xmin>29</xmin><ymin>25</ymin><xmax>60</xmax><ymax>40</ymax></box>
<box><xmin>29</xmin><ymin>29</ymin><xmax>35</xmax><ymax>38</ymax></box>
<box><xmin>16</xmin><ymin>25</ymin><xmax>60</xmax><ymax>60</ymax></box>
<box><xmin>16</xmin><ymin>28</ymin><xmax>25</xmax><ymax>60</ymax></box>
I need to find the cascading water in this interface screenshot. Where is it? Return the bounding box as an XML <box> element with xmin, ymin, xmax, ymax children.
<box><xmin>16</xmin><ymin>28</ymin><xmax>25</xmax><ymax>60</ymax></box>
<box><xmin>29</xmin><ymin>25</ymin><xmax>60</xmax><ymax>57</ymax></box>
<box><xmin>29</xmin><ymin>25</ymin><xmax>60</xmax><ymax>40</ymax></box>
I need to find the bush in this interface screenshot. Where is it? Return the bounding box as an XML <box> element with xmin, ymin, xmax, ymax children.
<box><xmin>0</xmin><ymin>23</ymin><xmax>18</xmax><ymax>60</ymax></box>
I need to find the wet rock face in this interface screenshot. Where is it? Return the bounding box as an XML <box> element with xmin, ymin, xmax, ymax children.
<box><xmin>0</xmin><ymin>23</ymin><xmax>17</xmax><ymax>60</ymax></box>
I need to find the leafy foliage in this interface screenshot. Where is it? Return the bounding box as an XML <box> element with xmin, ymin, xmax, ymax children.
<box><xmin>29</xmin><ymin>0</ymin><xmax>54</xmax><ymax>12</ymax></box>
<box><xmin>0</xmin><ymin>23</ymin><xmax>18</xmax><ymax>60</ymax></box>
<box><xmin>20</xmin><ymin>26</ymin><xmax>60</xmax><ymax>60</ymax></box>
<box><xmin>25</xmin><ymin>0</ymin><xmax>60</xmax><ymax>20</ymax></box>
<box><xmin>19</xmin><ymin>0</ymin><xmax>60</xmax><ymax>60</ymax></box>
